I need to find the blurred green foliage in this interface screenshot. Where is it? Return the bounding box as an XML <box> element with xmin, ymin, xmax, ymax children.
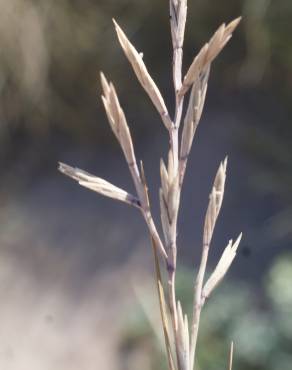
<box><xmin>120</xmin><ymin>255</ymin><xmax>292</xmax><ymax>370</ymax></box>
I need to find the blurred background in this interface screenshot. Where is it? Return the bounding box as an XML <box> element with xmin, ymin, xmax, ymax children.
<box><xmin>0</xmin><ymin>0</ymin><xmax>291</xmax><ymax>369</ymax></box>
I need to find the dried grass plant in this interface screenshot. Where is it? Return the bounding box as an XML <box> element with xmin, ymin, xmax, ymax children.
<box><xmin>59</xmin><ymin>1</ymin><xmax>241</xmax><ymax>369</ymax></box>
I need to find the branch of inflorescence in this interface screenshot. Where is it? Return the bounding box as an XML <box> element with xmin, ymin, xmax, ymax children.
<box><xmin>58</xmin><ymin>1</ymin><xmax>242</xmax><ymax>369</ymax></box>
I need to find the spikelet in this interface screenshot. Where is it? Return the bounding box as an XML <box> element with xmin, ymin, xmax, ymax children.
<box><xmin>177</xmin><ymin>301</ymin><xmax>190</xmax><ymax>370</ymax></box>
<box><xmin>58</xmin><ymin>163</ymin><xmax>140</xmax><ymax>207</ymax></box>
<box><xmin>113</xmin><ymin>20</ymin><xmax>172</xmax><ymax>129</ymax></box>
<box><xmin>203</xmin><ymin>233</ymin><xmax>242</xmax><ymax>299</ymax></box>
<box><xmin>179</xmin><ymin>17</ymin><xmax>241</xmax><ymax>97</ymax></box>
<box><xmin>203</xmin><ymin>158</ymin><xmax>228</xmax><ymax>247</ymax></box>
<box><xmin>159</xmin><ymin>153</ymin><xmax>179</xmax><ymax>251</ymax></box>
<box><xmin>160</xmin><ymin>159</ymin><xmax>169</xmax><ymax>199</ymax></box>
<box><xmin>170</xmin><ymin>0</ymin><xmax>188</xmax><ymax>48</ymax></box>
<box><xmin>170</xmin><ymin>0</ymin><xmax>188</xmax><ymax>90</ymax></box>
<box><xmin>160</xmin><ymin>188</ymin><xmax>171</xmax><ymax>248</ymax></box>
<box><xmin>100</xmin><ymin>73</ymin><xmax>138</xmax><ymax>169</ymax></box>
<box><xmin>180</xmin><ymin>65</ymin><xmax>210</xmax><ymax>170</ymax></box>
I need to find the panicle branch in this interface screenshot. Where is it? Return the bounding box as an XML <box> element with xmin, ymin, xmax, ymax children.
<box><xmin>189</xmin><ymin>158</ymin><xmax>229</xmax><ymax>369</ymax></box>
<box><xmin>58</xmin><ymin>4</ymin><xmax>242</xmax><ymax>370</ymax></box>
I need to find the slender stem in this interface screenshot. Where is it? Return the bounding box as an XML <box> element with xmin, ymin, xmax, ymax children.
<box><xmin>168</xmin><ymin>2</ymin><xmax>187</xmax><ymax>368</ymax></box>
<box><xmin>190</xmin><ymin>242</ymin><xmax>210</xmax><ymax>370</ymax></box>
<box><xmin>142</xmin><ymin>208</ymin><xmax>168</xmax><ymax>259</ymax></box>
<box><xmin>128</xmin><ymin>159</ymin><xmax>168</xmax><ymax>260</ymax></box>
<box><xmin>228</xmin><ymin>341</ymin><xmax>234</xmax><ymax>370</ymax></box>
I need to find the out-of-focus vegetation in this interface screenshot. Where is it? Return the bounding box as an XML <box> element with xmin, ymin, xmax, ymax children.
<box><xmin>120</xmin><ymin>254</ymin><xmax>292</xmax><ymax>370</ymax></box>
<box><xmin>0</xmin><ymin>0</ymin><xmax>292</xmax><ymax>139</ymax></box>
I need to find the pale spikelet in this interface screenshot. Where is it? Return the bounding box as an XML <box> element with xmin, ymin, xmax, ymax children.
<box><xmin>58</xmin><ymin>163</ymin><xmax>140</xmax><ymax>207</ymax></box>
<box><xmin>179</xmin><ymin>17</ymin><xmax>241</xmax><ymax>96</ymax></box>
<box><xmin>160</xmin><ymin>188</ymin><xmax>171</xmax><ymax>247</ymax></box>
<box><xmin>213</xmin><ymin>157</ymin><xmax>228</xmax><ymax>212</ymax></box>
<box><xmin>159</xmin><ymin>155</ymin><xmax>179</xmax><ymax>250</ymax></box>
<box><xmin>170</xmin><ymin>0</ymin><xmax>188</xmax><ymax>91</ymax></box>
<box><xmin>113</xmin><ymin>19</ymin><xmax>172</xmax><ymax>129</ymax></box>
<box><xmin>202</xmin><ymin>233</ymin><xmax>242</xmax><ymax>299</ymax></box>
<box><xmin>160</xmin><ymin>158</ymin><xmax>169</xmax><ymax>199</ymax></box>
<box><xmin>177</xmin><ymin>301</ymin><xmax>185</xmax><ymax>365</ymax></box>
<box><xmin>170</xmin><ymin>0</ymin><xmax>188</xmax><ymax>47</ymax></box>
<box><xmin>168</xmin><ymin>174</ymin><xmax>180</xmax><ymax>222</ymax></box>
<box><xmin>180</xmin><ymin>65</ymin><xmax>210</xmax><ymax>165</ymax></box>
<box><xmin>203</xmin><ymin>158</ymin><xmax>228</xmax><ymax>246</ymax></box>
<box><xmin>176</xmin><ymin>301</ymin><xmax>189</xmax><ymax>370</ymax></box>
<box><xmin>177</xmin><ymin>0</ymin><xmax>188</xmax><ymax>48</ymax></box>
<box><xmin>167</xmin><ymin>149</ymin><xmax>175</xmax><ymax>184</ymax></box>
<box><xmin>100</xmin><ymin>72</ymin><xmax>137</xmax><ymax>167</ymax></box>
<box><xmin>184</xmin><ymin>314</ymin><xmax>189</xmax><ymax>369</ymax></box>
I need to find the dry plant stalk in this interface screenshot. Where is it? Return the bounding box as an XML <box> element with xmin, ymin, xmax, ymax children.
<box><xmin>59</xmin><ymin>2</ymin><xmax>242</xmax><ymax>369</ymax></box>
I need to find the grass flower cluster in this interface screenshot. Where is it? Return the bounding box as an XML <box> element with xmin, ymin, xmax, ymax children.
<box><xmin>59</xmin><ymin>1</ymin><xmax>242</xmax><ymax>369</ymax></box>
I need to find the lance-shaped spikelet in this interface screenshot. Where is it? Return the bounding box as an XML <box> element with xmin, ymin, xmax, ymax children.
<box><xmin>177</xmin><ymin>301</ymin><xmax>190</xmax><ymax>370</ymax></box>
<box><xmin>100</xmin><ymin>73</ymin><xmax>138</xmax><ymax>168</ymax></box>
<box><xmin>190</xmin><ymin>158</ymin><xmax>229</xmax><ymax>370</ymax></box>
<box><xmin>160</xmin><ymin>159</ymin><xmax>169</xmax><ymax>201</ymax></box>
<box><xmin>203</xmin><ymin>157</ymin><xmax>228</xmax><ymax>247</ymax></box>
<box><xmin>180</xmin><ymin>65</ymin><xmax>210</xmax><ymax>185</ymax></box>
<box><xmin>160</xmin><ymin>159</ymin><xmax>172</xmax><ymax>247</ymax></box>
<box><xmin>170</xmin><ymin>0</ymin><xmax>188</xmax><ymax>48</ymax></box>
<box><xmin>113</xmin><ymin>19</ymin><xmax>172</xmax><ymax>130</ymax></box>
<box><xmin>58</xmin><ymin>163</ymin><xmax>141</xmax><ymax>208</ymax></box>
<box><xmin>159</xmin><ymin>155</ymin><xmax>180</xmax><ymax>254</ymax></box>
<box><xmin>202</xmin><ymin>233</ymin><xmax>242</xmax><ymax>300</ymax></box>
<box><xmin>170</xmin><ymin>0</ymin><xmax>188</xmax><ymax>91</ymax></box>
<box><xmin>179</xmin><ymin>17</ymin><xmax>241</xmax><ymax>97</ymax></box>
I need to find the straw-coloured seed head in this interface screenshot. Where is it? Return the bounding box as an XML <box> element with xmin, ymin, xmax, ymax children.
<box><xmin>160</xmin><ymin>188</ymin><xmax>171</xmax><ymax>247</ymax></box>
<box><xmin>203</xmin><ymin>158</ymin><xmax>228</xmax><ymax>246</ymax></box>
<box><xmin>176</xmin><ymin>301</ymin><xmax>190</xmax><ymax>370</ymax></box>
<box><xmin>170</xmin><ymin>0</ymin><xmax>188</xmax><ymax>48</ymax></box>
<box><xmin>58</xmin><ymin>162</ymin><xmax>141</xmax><ymax>208</ymax></box>
<box><xmin>180</xmin><ymin>65</ymin><xmax>210</xmax><ymax>163</ymax></box>
<box><xmin>203</xmin><ymin>233</ymin><xmax>242</xmax><ymax>299</ymax></box>
<box><xmin>100</xmin><ymin>72</ymin><xmax>137</xmax><ymax>167</ymax></box>
<box><xmin>113</xmin><ymin>19</ymin><xmax>172</xmax><ymax>129</ymax></box>
<box><xmin>179</xmin><ymin>17</ymin><xmax>241</xmax><ymax>97</ymax></box>
<box><xmin>160</xmin><ymin>158</ymin><xmax>169</xmax><ymax>200</ymax></box>
<box><xmin>167</xmin><ymin>175</ymin><xmax>180</xmax><ymax>222</ymax></box>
